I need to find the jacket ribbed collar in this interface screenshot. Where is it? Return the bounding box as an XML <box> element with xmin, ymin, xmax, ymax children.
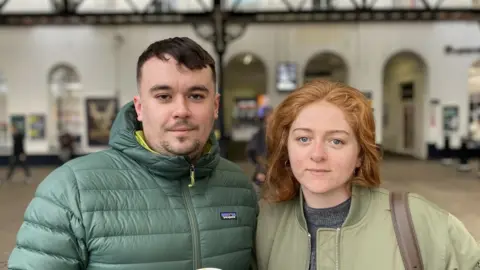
<box><xmin>295</xmin><ymin>184</ymin><xmax>372</xmax><ymax>230</ymax></box>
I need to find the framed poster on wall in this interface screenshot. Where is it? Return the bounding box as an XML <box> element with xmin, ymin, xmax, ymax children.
<box><xmin>443</xmin><ymin>105</ymin><xmax>459</xmax><ymax>133</ymax></box>
<box><xmin>28</xmin><ymin>114</ymin><xmax>46</xmax><ymax>140</ymax></box>
<box><xmin>276</xmin><ymin>62</ymin><xmax>297</xmax><ymax>92</ymax></box>
<box><xmin>86</xmin><ymin>98</ymin><xmax>118</xmax><ymax>146</ymax></box>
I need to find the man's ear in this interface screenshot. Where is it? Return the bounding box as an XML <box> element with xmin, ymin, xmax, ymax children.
<box><xmin>214</xmin><ymin>93</ymin><xmax>220</xmax><ymax>119</ymax></box>
<box><xmin>133</xmin><ymin>95</ymin><xmax>143</xmax><ymax>121</ymax></box>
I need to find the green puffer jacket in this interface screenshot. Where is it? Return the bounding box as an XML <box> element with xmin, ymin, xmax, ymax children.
<box><xmin>8</xmin><ymin>102</ymin><xmax>258</xmax><ymax>270</ymax></box>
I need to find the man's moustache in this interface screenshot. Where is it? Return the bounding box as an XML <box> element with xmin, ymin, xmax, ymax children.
<box><xmin>167</xmin><ymin>122</ymin><xmax>198</xmax><ymax>131</ymax></box>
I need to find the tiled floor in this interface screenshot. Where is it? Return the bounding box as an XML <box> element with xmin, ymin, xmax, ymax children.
<box><xmin>0</xmin><ymin>159</ymin><xmax>479</xmax><ymax>269</ymax></box>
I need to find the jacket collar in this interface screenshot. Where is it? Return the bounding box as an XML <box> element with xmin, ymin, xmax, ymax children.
<box><xmin>108</xmin><ymin>101</ymin><xmax>220</xmax><ymax>180</ymax></box>
<box><xmin>295</xmin><ymin>184</ymin><xmax>372</xmax><ymax>230</ymax></box>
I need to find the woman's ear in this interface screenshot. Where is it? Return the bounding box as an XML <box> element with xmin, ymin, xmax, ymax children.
<box><xmin>356</xmin><ymin>156</ymin><xmax>362</xmax><ymax>168</ymax></box>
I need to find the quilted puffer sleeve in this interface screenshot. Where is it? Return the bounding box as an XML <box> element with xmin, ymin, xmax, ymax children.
<box><xmin>8</xmin><ymin>165</ymin><xmax>87</xmax><ymax>270</ymax></box>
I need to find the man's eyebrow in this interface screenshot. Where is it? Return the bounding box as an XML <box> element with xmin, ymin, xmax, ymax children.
<box><xmin>187</xmin><ymin>85</ymin><xmax>210</xmax><ymax>93</ymax></box>
<box><xmin>149</xmin><ymin>84</ymin><xmax>172</xmax><ymax>93</ymax></box>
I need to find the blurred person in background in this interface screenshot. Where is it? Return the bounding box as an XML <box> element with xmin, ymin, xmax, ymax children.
<box><xmin>255</xmin><ymin>80</ymin><xmax>480</xmax><ymax>270</ymax></box>
<box><xmin>8</xmin><ymin>37</ymin><xmax>258</xmax><ymax>270</ymax></box>
<box><xmin>246</xmin><ymin>105</ymin><xmax>272</xmax><ymax>200</ymax></box>
<box><xmin>1</xmin><ymin>124</ymin><xmax>31</xmax><ymax>185</ymax></box>
<box><xmin>58</xmin><ymin>129</ymin><xmax>75</xmax><ymax>165</ymax></box>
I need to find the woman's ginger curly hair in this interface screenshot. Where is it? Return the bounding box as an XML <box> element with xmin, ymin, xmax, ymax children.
<box><xmin>263</xmin><ymin>79</ymin><xmax>382</xmax><ymax>202</ymax></box>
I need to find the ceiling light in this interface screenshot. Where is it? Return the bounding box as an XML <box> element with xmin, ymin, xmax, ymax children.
<box><xmin>243</xmin><ymin>54</ymin><xmax>253</xmax><ymax>65</ymax></box>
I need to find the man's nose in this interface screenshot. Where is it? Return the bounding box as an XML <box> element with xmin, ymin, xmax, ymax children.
<box><xmin>172</xmin><ymin>97</ymin><xmax>191</xmax><ymax>118</ymax></box>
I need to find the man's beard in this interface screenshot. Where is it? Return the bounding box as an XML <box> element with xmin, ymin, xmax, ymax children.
<box><xmin>160</xmin><ymin>119</ymin><xmax>202</xmax><ymax>157</ymax></box>
<box><xmin>161</xmin><ymin>138</ymin><xmax>201</xmax><ymax>158</ymax></box>
<box><xmin>148</xmin><ymin>118</ymin><xmax>215</xmax><ymax>160</ymax></box>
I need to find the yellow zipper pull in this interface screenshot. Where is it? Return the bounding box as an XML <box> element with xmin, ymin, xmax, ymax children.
<box><xmin>188</xmin><ymin>164</ymin><xmax>196</xmax><ymax>187</ymax></box>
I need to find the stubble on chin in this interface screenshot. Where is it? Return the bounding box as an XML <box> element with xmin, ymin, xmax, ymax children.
<box><xmin>159</xmin><ymin>138</ymin><xmax>203</xmax><ymax>159</ymax></box>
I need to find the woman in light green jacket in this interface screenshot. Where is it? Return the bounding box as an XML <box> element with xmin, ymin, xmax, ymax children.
<box><xmin>256</xmin><ymin>79</ymin><xmax>480</xmax><ymax>270</ymax></box>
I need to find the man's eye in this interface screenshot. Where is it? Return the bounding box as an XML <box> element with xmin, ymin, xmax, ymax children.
<box><xmin>156</xmin><ymin>95</ymin><xmax>171</xmax><ymax>100</ymax></box>
<box><xmin>190</xmin><ymin>94</ymin><xmax>204</xmax><ymax>100</ymax></box>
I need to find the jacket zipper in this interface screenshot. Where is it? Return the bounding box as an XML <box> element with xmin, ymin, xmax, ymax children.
<box><xmin>307</xmin><ymin>228</ymin><xmax>340</xmax><ymax>270</ymax></box>
<box><xmin>335</xmin><ymin>227</ymin><xmax>341</xmax><ymax>270</ymax></box>
<box><xmin>188</xmin><ymin>164</ymin><xmax>196</xmax><ymax>187</ymax></box>
<box><xmin>182</xmin><ymin>164</ymin><xmax>201</xmax><ymax>269</ymax></box>
<box><xmin>306</xmin><ymin>233</ymin><xmax>311</xmax><ymax>270</ymax></box>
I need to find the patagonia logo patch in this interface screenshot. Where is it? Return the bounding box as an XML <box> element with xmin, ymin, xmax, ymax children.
<box><xmin>220</xmin><ymin>212</ymin><xmax>237</xmax><ymax>220</ymax></box>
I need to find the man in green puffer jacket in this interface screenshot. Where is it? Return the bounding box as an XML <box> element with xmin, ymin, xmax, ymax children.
<box><xmin>8</xmin><ymin>37</ymin><xmax>258</xmax><ymax>270</ymax></box>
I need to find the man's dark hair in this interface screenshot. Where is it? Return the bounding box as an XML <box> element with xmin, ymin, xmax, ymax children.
<box><xmin>136</xmin><ymin>37</ymin><xmax>216</xmax><ymax>85</ymax></box>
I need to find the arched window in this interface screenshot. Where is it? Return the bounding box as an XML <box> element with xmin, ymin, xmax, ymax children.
<box><xmin>468</xmin><ymin>60</ymin><xmax>480</xmax><ymax>126</ymax></box>
<box><xmin>382</xmin><ymin>51</ymin><xmax>428</xmax><ymax>158</ymax></box>
<box><xmin>224</xmin><ymin>52</ymin><xmax>268</xmax><ymax>159</ymax></box>
<box><xmin>47</xmin><ymin>63</ymin><xmax>82</xmax><ymax>151</ymax></box>
<box><xmin>304</xmin><ymin>52</ymin><xmax>348</xmax><ymax>84</ymax></box>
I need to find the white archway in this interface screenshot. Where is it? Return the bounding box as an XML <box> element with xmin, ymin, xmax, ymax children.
<box><xmin>304</xmin><ymin>52</ymin><xmax>348</xmax><ymax>84</ymax></box>
<box><xmin>224</xmin><ymin>52</ymin><xmax>267</xmax><ymax>160</ymax></box>
<box><xmin>47</xmin><ymin>63</ymin><xmax>82</xmax><ymax>152</ymax></box>
<box><xmin>468</xmin><ymin>60</ymin><xmax>480</xmax><ymax>144</ymax></box>
<box><xmin>468</xmin><ymin>60</ymin><xmax>480</xmax><ymax>122</ymax></box>
<box><xmin>225</xmin><ymin>53</ymin><xmax>267</xmax><ymax>137</ymax></box>
<box><xmin>382</xmin><ymin>51</ymin><xmax>428</xmax><ymax>158</ymax></box>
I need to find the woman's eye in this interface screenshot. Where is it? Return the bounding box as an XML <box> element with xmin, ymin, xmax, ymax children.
<box><xmin>331</xmin><ymin>139</ymin><xmax>344</xmax><ymax>145</ymax></box>
<box><xmin>298</xmin><ymin>137</ymin><xmax>310</xmax><ymax>143</ymax></box>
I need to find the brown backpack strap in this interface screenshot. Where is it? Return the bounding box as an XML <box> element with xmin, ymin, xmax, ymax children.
<box><xmin>390</xmin><ymin>191</ymin><xmax>424</xmax><ymax>270</ymax></box>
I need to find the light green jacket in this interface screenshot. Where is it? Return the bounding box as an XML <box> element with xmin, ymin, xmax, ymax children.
<box><xmin>256</xmin><ymin>185</ymin><xmax>480</xmax><ymax>270</ymax></box>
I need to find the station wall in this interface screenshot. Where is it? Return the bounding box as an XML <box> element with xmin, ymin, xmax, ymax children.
<box><xmin>0</xmin><ymin>21</ymin><xmax>479</xmax><ymax>159</ymax></box>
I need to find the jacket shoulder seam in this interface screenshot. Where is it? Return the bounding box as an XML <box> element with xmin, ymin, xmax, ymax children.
<box><xmin>408</xmin><ymin>192</ymin><xmax>449</xmax><ymax>215</ymax></box>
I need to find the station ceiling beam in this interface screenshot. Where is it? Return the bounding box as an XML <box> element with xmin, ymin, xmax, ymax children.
<box><xmin>229</xmin><ymin>9</ymin><xmax>480</xmax><ymax>23</ymax></box>
<box><xmin>0</xmin><ymin>12</ymin><xmax>209</xmax><ymax>26</ymax></box>
<box><xmin>0</xmin><ymin>9</ymin><xmax>479</xmax><ymax>26</ymax></box>
<box><xmin>50</xmin><ymin>0</ymin><xmax>84</xmax><ymax>14</ymax></box>
<box><xmin>0</xmin><ymin>0</ymin><xmax>477</xmax><ymax>26</ymax></box>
